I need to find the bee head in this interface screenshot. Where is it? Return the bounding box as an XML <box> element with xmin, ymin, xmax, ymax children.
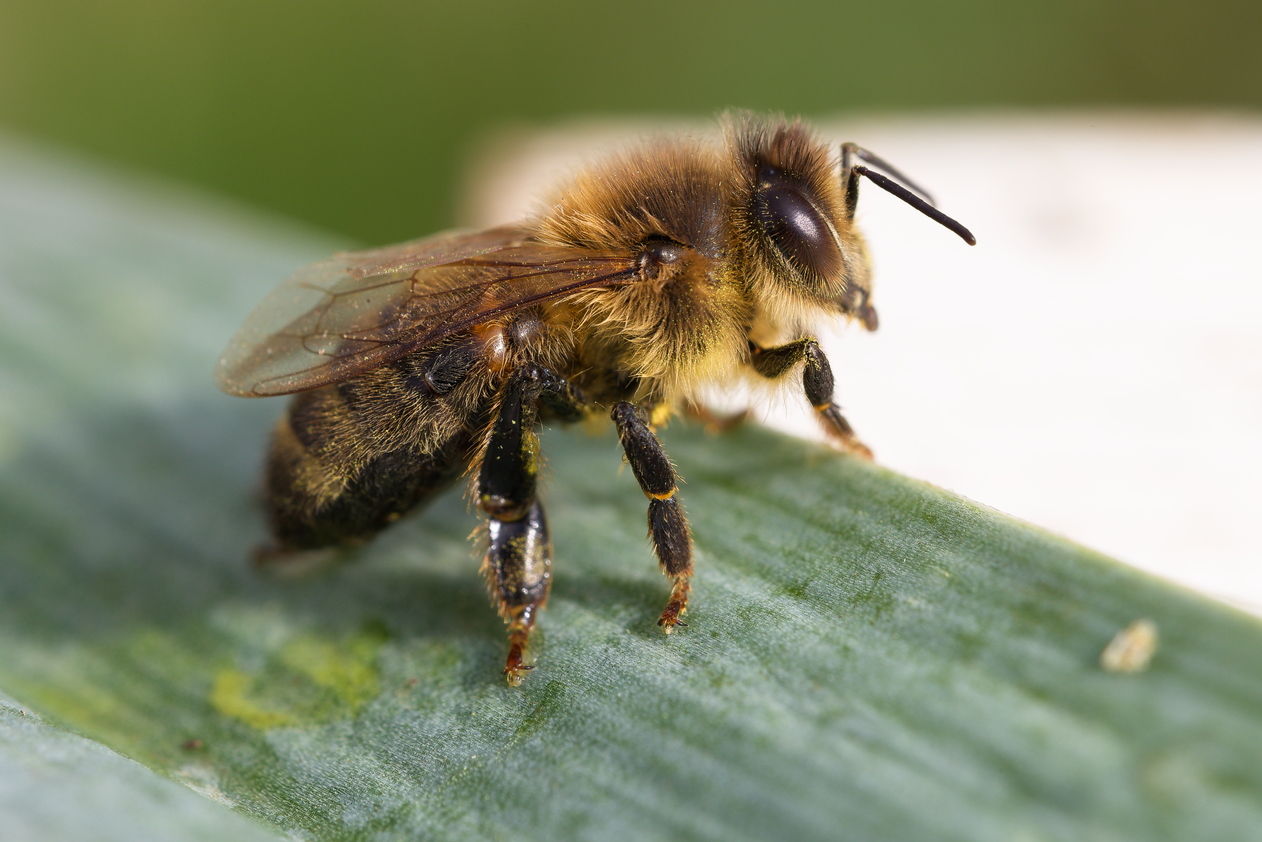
<box><xmin>731</xmin><ymin>117</ymin><xmax>877</xmax><ymax>331</ymax></box>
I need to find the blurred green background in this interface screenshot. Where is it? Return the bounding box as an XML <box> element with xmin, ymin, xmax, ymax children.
<box><xmin>1</xmin><ymin>0</ymin><xmax>1258</xmax><ymax>245</ymax></box>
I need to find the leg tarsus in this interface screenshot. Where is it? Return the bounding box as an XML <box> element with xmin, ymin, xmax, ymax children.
<box><xmin>817</xmin><ymin>404</ymin><xmax>874</xmax><ymax>460</ymax></box>
<box><xmin>658</xmin><ymin>574</ymin><xmax>691</xmax><ymax>631</ymax></box>
<box><xmin>503</xmin><ymin>607</ymin><xmax>539</xmax><ymax>686</ymax></box>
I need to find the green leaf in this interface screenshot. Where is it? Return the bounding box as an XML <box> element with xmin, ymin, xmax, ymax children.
<box><xmin>0</xmin><ymin>694</ymin><xmax>284</xmax><ymax>842</ymax></box>
<box><xmin>2</xmin><ymin>136</ymin><xmax>1261</xmax><ymax>842</ymax></box>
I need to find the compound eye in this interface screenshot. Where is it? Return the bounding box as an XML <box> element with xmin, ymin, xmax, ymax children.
<box><xmin>753</xmin><ymin>166</ymin><xmax>842</xmax><ymax>279</ymax></box>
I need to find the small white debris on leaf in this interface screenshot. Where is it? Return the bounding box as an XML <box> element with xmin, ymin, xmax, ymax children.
<box><xmin>1100</xmin><ymin>619</ymin><xmax>1159</xmax><ymax>673</ymax></box>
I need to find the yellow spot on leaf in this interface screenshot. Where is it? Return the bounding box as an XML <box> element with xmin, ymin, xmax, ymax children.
<box><xmin>210</xmin><ymin>626</ymin><xmax>386</xmax><ymax>729</ymax></box>
<box><xmin>210</xmin><ymin>670</ymin><xmax>295</xmax><ymax>729</ymax></box>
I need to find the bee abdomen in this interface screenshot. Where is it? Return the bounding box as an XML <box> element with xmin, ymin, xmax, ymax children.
<box><xmin>266</xmin><ymin>418</ymin><xmax>475</xmax><ymax>551</ymax></box>
<box><xmin>264</xmin><ymin>341</ymin><xmax>493</xmax><ymax>553</ymax></box>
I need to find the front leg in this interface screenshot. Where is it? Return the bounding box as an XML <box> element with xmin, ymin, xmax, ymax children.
<box><xmin>749</xmin><ymin>338</ymin><xmax>874</xmax><ymax>460</ymax></box>
<box><xmin>478</xmin><ymin>363</ymin><xmax>588</xmax><ymax>685</ymax></box>
<box><xmin>611</xmin><ymin>402</ymin><xmax>693</xmax><ymax>631</ymax></box>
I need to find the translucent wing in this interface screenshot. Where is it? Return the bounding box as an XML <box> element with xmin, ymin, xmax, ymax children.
<box><xmin>215</xmin><ymin>226</ymin><xmax>639</xmax><ymax>396</ymax></box>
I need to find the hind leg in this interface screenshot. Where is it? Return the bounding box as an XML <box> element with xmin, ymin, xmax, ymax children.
<box><xmin>477</xmin><ymin>363</ymin><xmax>587</xmax><ymax>685</ymax></box>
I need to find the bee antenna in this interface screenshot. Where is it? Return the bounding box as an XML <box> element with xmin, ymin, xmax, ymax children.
<box><xmin>841</xmin><ymin>143</ymin><xmax>976</xmax><ymax>246</ymax></box>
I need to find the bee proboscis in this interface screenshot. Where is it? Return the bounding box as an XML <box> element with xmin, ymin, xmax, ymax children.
<box><xmin>216</xmin><ymin>114</ymin><xmax>975</xmax><ymax>685</ymax></box>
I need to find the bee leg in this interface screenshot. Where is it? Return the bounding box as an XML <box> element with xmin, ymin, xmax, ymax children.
<box><xmin>483</xmin><ymin>499</ymin><xmax>551</xmax><ymax>687</ymax></box>
<box><xmin>611</xmin><ymin>402</ymin><xmax>693</xmax><ymax>632</ymax></box>
<box><xmin>478</xmin><ymin>364</ymin><xmax>588</xmax><ymax>685</ymax></box>
<box><xmin>749</xmin><ymin>338</ymin><xmax>874</xmax><ymax>460</ymax></box>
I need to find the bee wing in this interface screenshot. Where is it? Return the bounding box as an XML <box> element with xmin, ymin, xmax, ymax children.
<box><xmin>215</xmin><ymin>226</ymin><xmax>639</xmax><ymax>396</ymax></box>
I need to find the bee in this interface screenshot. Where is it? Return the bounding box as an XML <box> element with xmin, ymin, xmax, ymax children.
<box><xmin>215</xmin><ymin>114</ymin><xmax>975</xmax><ymax>685</ymax></box>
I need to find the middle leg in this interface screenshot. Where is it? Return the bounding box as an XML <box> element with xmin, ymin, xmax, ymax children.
<box><xmin>611</xmin><ymin>401</ymin><xmax>694</xmax><ymax>632</ymax></box>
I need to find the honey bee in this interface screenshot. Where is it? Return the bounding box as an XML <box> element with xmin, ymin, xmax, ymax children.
<box><xmin>215</xmin><ymin>114</ymin><xmax>974</xmax><ymax>685</ymax></box>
